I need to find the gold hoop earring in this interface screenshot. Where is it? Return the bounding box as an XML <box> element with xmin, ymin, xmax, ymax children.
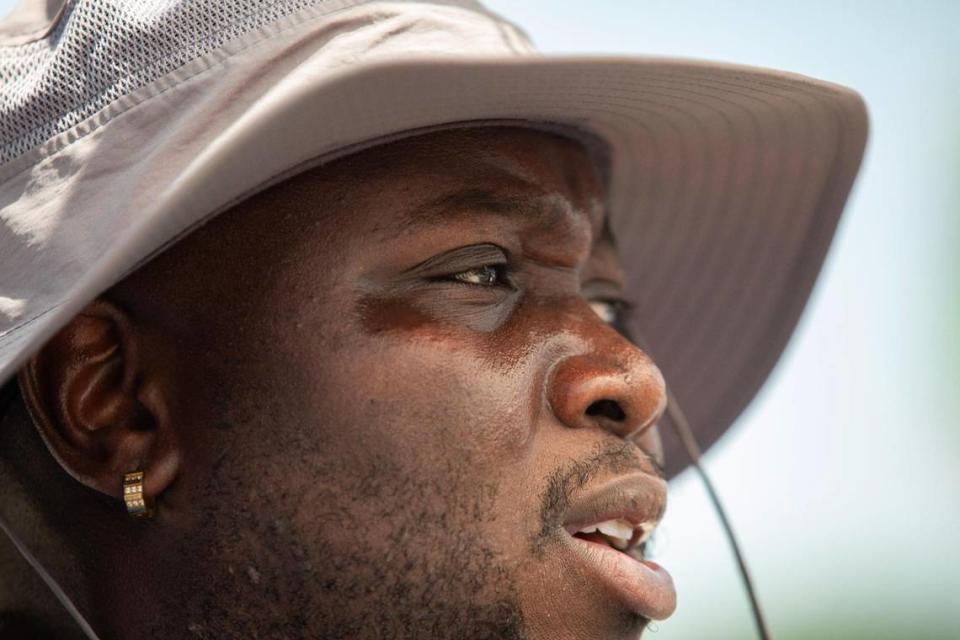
<box><xmin>123</xmin><ymin>470</ymin><xmax>155</xmax><ymax>518</ymax></box>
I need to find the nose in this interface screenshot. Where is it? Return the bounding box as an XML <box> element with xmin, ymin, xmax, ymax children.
<box><xmin>547</xmin><ymin>340</ymin><xmax>667</xmax><ymax>441</ymax></box>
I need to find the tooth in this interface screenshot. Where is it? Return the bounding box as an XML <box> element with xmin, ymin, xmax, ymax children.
<box><xmin>637</xmin><ymin>521</ymin><xmax>655</xmax><ymax>544</ymax></box>
<box><xmin>577</xmin><ymin>525</ymin><xmax>599</xmax><ymax>534</ymax></box>
<box><xmin>596</xmin><ymin>519</ymin><xmax>634</xmax><ymax>542</ymax></box>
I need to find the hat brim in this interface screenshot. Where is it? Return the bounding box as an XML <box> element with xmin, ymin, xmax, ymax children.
<box><xmin>0</xmin><ymin>53</ymin><xmax>867</xmax><ymax>478</ymax></box>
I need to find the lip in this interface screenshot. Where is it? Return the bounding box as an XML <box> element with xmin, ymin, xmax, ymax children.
<box><xmin>562</xmin><ymin>472</ymin><xmax>667</xmax><ymax>534</ymax></box>
<box><xmin>561</xmin><ymin>472</ymin><xmax>676</xmax><ymax>620</ymax></box>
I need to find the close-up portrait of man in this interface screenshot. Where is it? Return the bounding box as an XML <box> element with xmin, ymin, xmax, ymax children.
<box><xmin>0</xmin><ymin>1</ymin><xmax>872</xmax><ymax>639</ymax></box>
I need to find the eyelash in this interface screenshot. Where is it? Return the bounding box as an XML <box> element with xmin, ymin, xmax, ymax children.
<box><xmin>446</xmin><ymin>264</ymin><xmax>631</xmax><ymax>329</ymax></box>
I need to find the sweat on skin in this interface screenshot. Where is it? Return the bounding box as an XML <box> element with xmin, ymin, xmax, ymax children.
<box><xmin>0</xmin><ymin>126</ymin><xmax>674</xmax><ymax>640</ymax></box>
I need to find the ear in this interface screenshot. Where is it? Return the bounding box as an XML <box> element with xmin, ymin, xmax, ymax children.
<box><xmin>17</xmin><ymin>297</ymin><xmax>179</xmax><ymax>502</ymax></box>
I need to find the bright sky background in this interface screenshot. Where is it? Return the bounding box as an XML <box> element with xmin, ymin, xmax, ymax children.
<box><xmin>2</xmin><ymin>1</ymin><xmax>957</xmax><ymax>638</ymax></box>
<box><xmin>480</xmin><ymin>1</ymin><xmax>960</xmax><ymax>638</ymax></box>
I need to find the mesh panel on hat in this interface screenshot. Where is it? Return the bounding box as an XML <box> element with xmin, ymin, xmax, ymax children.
<box><xmin>0</xmin><ymin>0</ymin><xmax>495</xmax><ymax>166</ymax></box>
<box><xmin>0</xmin><ymin>0</ymin><xmax>336</xmax><ymax>164</ymax></box>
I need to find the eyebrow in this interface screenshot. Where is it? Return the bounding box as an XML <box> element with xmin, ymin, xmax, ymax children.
<box><xmin>394</xmin><ymin>187</ymin><xmax>602</xmax><ymax>239</ymax></box>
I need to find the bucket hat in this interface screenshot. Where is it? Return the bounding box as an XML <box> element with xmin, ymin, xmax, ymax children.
<box><xmin>0</xmin><ymin>0</ymin><xmax>867</xmax><ymax>478</ymax></box>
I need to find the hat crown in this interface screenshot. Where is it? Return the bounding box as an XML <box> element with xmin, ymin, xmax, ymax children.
<box><xmin>0</xmin><ymin>0</ymin><xmax>532</xmax><ymax>167</ymax></box>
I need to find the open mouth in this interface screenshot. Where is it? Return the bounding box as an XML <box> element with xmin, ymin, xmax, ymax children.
<box><xmin>561</xmin><ymin>475</ymin><xmax>676</xmax><ymax>621</ymax></box>
<box><xmin>571</xmin><ymin>518</ymin><xmax>652</xmax><ymax>559</ymax></box>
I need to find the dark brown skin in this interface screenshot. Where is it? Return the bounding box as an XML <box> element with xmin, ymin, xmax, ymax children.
<box><xmin>0</xmin><ymin>127</ymin><xmax>671</xmax><ymax>639</ymax></box>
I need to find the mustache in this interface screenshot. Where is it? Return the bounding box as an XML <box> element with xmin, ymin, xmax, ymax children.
<box><xmin>531</xmin><ymin>441</ymin><xmax>660</xmax><ymax>556</ymax></box>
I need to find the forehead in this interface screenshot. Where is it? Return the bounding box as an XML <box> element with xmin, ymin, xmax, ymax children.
<box><xmin>111</xmin><ymin>125</ymin><xmax>619</xmax><ymax>353</ymax></box>
<box><xmin>336</xmin><ymin>125</ymin><xmax>605</xmax><ymax>190</ymax></box>
<box><xmin>283</xmin><ymin>125</ymin><xmax>609</xmax><ymax>236</ymax></box>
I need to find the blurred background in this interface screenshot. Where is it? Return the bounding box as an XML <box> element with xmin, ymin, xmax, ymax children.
<box><xmin>1</xmin><ymin>1</ymin><xmax>956</xmax><ymax>638</ymax></box>
<box><xmin>480</xmin><ymin>1</ymin><xmax>959</xmax><ymax>638</ymax></box>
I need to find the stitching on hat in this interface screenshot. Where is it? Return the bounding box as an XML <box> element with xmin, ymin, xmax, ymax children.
<box><xmin>0</xmin><ymin>0</ymin><xmax>344</xmax><ymax>166</ymax></box>
<box><xmin>0</xmin><ymin>0</ymin><xmax>372</xmax><ymax>181</ymax></box>
<box><xmin>0</xmin><ymin>0</ymin><xmax>517</xmax><ymax>175</ymax></box>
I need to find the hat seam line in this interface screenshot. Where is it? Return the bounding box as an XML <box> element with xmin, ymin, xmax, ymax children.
<box><xmin>0</xmin><ymin>0</ymin><xmax>495</xmax><ymax>175</ymax></box>
<box><xmin>0</xmin><ymin>0</ymin><xmax>349</xmax><ymax>173</ymax></box>
<box><xmin>0</xmin><ymin>83</ymin><xmax>856</xmax><ymax>340</ymax></box>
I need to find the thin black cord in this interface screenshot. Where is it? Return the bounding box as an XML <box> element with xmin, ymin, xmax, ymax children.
<box><xmin>2</xmin><ymin>353</ymin><xmax>774</xmax><ymax>640</ymax></box>
<box><xmin>628</xmin><ymin>329</ymin><xmax>772</xmax><ymax>640</ymax></box>
<box><xmin>663</xmin><ymin>386</ymin><xmax>773</xmax><ymax>640</ymax></box>
<box><xmin>0</xmin><ymin>380</ymin><xmax>102</xmax><ymax>640</ymax></box>
<box><xmin>0</xmin><ymin>514</ymin><xmax>102</xmax><ymax>640</ymax></box>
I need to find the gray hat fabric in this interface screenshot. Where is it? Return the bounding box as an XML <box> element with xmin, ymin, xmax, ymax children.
<box><xmin>0</xmin><ymin>0</ymin><xmax>867</xmax><ymax>477</ymax></box>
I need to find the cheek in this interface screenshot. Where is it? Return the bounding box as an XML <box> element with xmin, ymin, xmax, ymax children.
<box><xmin>290</xmin><ymin>292</ymin><xmax>560</xmax><ymax>472</ymax></box>
<box><xmin>314</xmin><ymin>332</ymin><xmax>537</xmax><ymax>469</ymax></box>
<box><xmin>268</xmin><ymin>326</ymin><xmax>544</xmax><ymax>584</ymax></box>
<box><xmin>261</xmin><ymin>294</ymin><xmax>570</xmax><ymax>558</ymax></box>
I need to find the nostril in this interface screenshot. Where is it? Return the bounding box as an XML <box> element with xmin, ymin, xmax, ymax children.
<box><xmin>585</xmin><ymin>399</ymin><xmax>626</xmax><ymax>422</ymax></box>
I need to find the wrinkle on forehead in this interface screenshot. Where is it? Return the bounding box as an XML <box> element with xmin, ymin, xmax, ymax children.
<box><xmin>356</xmin><ymin>127</ymin><xmax>607</xmax><ymax>238</ymax></box>
<box><xmin>392</xmin><ymin>186</ymin><xmax>597</xmax><ymax>249</ymax></box>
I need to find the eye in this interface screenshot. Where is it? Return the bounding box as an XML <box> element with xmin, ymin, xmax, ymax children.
<box><xmin>450</xmin><ymin>264</ymin><xmax>511</xmax><ymax>287</ymax></box>
<box><xmin>589</xmin><ymin>298</ymin><xmax>632</xmax><ymax>329</ymax></box>
<box><xmin>589</xmin><ymin>299</ymin><xmax>618</xmax><ymax>324</ymax></box>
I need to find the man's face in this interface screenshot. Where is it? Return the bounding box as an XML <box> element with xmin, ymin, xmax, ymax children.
<box><xmin>105</xmin><ymin>127</ymin><xmax>674</xmax><ymax>639</ymax></box>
